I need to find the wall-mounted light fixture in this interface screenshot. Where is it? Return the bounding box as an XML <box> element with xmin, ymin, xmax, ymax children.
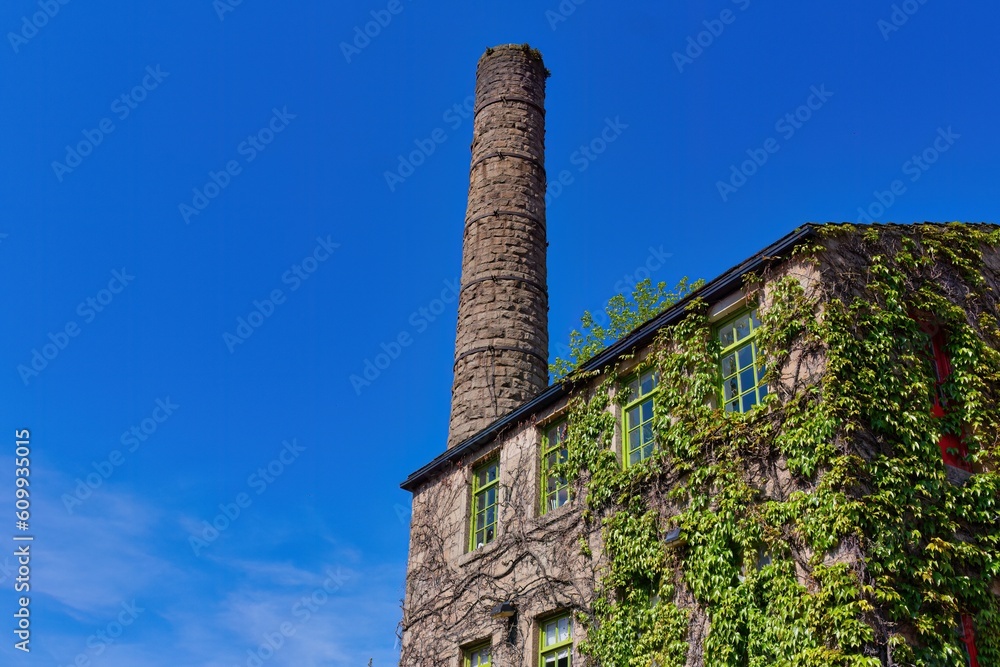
<box><xmin>491</xmin><ymin>601</ymin><xmax>516</xmax><ymax>619</ymax></box>
<box><xmin>663</xmin><ymin>527</ymin><xmax>684</xmax><ymax>548</ymax></box>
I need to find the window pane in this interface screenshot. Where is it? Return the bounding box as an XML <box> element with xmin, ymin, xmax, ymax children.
<box><xmin>640</xmin><ymin>399</ymin><xmax>653</xmax><ymax>423</ymax></box>
<box><xmin>724</xmin><ymin>377</ymin><xmax>738</xmax><ymax>400</ymax></box>
<box><xmin>742</xmin><ymin>392</ymin><xmax>756</xmax><ymax>412</ymax></box>
<box><xmin>640</xmin><ymin>371</ymin><xmax>655</xmax><ymax>395</ymax></box>
<box><xmin>543</xmin><ymin>617</ymin><xmax>571</xmax><ymax>650</ymax></box>
<box><xmin>750</xmin><ymin>309</ymin><xmax>760</xmax><ymax>328</ymax></box>
<box><xmin>726</xmin><ymin>399</ymin><xmax>739</xmax><ymax>412</ymax></box>
<box><xmin>719</xmin><ymin>326</ymin><xmax>734</xmax><ymax>347</ymax></box>
<box><xmin>740</xmin><ymin>368</ymin><xmax>755</xmax><ymax>394</ymax></box>
<box><xmin>626</xmin><ymin>406</ymin><xmax>639</xmax><ymax>429</ymax></box>
<box><xmin>722</xmin><ymin>353</ymin><xmax>737</xmax><ymax>376</ymax></box>
<box><xmin>641</xmin><ymin>422</ymin><xmax>653</xmax><ymax>444</ymax></box>
<box><xmin>626</xmin><ymin>378</ymin><xmax>638</xmax><ymax>399</ymax></box>
<box><xmin>468</xmin><ymin>646</ymin><xmax>490</xmax><ymax>667</ymax></box>
<box><xmin>735</xmin><ymin>315</ymin><xmax>751</xmax><ymax>341</ymax></box>
<box><xmin>548</xmin><ymin>422</ymin><xmax>566</xmax><ymax>446</ymax></box>
<box><xmin>738</xmin><ymin>345</ymin><xmax>753</xmax><ymax>369</ymax></box>
<box><xmin>759</xmin><ymin>383</ymin><xmax>768</xmax><ymax>398</ymax></box>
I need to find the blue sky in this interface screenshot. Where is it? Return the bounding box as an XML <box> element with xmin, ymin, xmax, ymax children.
<box><xmin>1</xmin><ymin>1</ymin><xmax>998</xmax><ymax>665</ymax></box>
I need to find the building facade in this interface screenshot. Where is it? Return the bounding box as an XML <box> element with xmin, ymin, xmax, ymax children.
<box><xmin>399</xmin><ymin>45</ymin><xmax>1000</xmax><ymax>667</ymax></box>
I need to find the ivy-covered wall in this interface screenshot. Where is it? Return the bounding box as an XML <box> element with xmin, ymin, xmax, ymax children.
<box><xmin>400</xmin><ymin>223</ymin><xmax>1000</xmax><ymax>667</ymax></box>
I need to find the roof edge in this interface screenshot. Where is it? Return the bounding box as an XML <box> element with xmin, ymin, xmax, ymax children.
<box><xmin>399</xmin><ymin>223</ymin><xmax>821</xmax><ymax>492</ymax></box>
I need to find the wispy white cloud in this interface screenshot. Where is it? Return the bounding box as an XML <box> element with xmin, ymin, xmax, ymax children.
<box><xmin>27</xmin><ymin>471</ymin><xmax>401</xmax><ymax>667</ymax></box>
<box><xmin>35</xmin><ymin>477</ymin><xmax>180</xmax><ymax>618</ymax></box>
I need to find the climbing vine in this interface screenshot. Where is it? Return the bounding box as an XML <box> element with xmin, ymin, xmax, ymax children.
<box><xmin>551</xmin><ymin>278</ymin><xmax>703</xmax><ymax>381</ymax></box>
<box><xmin>559</xmin><ymin>224</ymin><xmax>1000</xmax><ymax>666</ymax></box>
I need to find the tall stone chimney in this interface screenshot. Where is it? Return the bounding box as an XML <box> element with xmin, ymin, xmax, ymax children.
<box><xmin>447</xmin><ymin>45</ymin><xmax>549</xmax><ymax>448</ymax></box>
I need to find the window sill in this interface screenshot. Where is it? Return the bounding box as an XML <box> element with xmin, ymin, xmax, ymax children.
<box><xmin>536</xmin><ymin>499</ymin><xmax>576</xmax><ymax>526</ymax></box>
<box><xmin>944</xmin><ymin>464</ymin><xmax>973</xmax><ymax>486</ymax></box>
<box><xmin>456</xmin><ymin>538</ymin><xmax>501</xmax><ymax>567</ymax></box>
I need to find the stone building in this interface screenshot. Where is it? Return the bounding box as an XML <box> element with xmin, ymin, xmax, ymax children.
<box><xmin>399</xmin><ymin>44</ymin><xmax>999</xmax><ymax>667</ymax></box>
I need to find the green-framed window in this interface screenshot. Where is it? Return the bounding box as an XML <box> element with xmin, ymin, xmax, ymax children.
<box><xmin>539</xmin><ymin>615</ymin><xmax>572</xmax><ymax>667</ymax></box>
<box><xmin>464</xmin><ymin>642</ymin><xmax>491</xmax><ymax>667</ymax></box>
<box><xmin>717</xmin><ymin>308</ymin><xmax>768</xmax><ymax>413</ymax></box>
<box><xmin>541</xmin><ymin>421</ymin><xmax>570</xmax><ymax>513</ymax></box>
<box><xmin>623</xmin><ymin>368</ymin><xmax>659</xmax><ymax>466</ymax></box>
<box><xmin>470</xmin><ymin>459</ymin><xmax>499</xmax><ymax>550</ymax></box>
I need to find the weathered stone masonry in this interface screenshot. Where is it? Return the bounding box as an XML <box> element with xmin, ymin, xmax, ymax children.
<box><xmin>448</xmin><ymin>45</ymin><xmax>550</xmax><ymax>448</ymax></box>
